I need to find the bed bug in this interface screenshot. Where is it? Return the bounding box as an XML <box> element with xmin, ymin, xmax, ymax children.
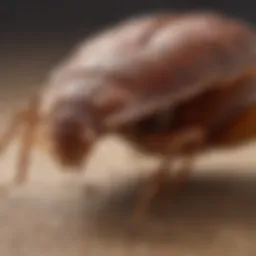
<box><xmin>0</xmin><ymin>11</ymin><xmax>256</xmax><ymax>224</ymax></box>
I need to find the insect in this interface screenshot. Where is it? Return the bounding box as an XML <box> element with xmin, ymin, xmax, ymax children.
<box><xmin>0</xmin><ymin>11</ymin><xmax>256</xmax><ymax>224</ymax></box>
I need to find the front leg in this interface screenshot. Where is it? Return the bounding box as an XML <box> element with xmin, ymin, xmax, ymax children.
<box><xmin>0</xmin><ymin>94</ymin><xmax>41</xmax><ymax>187</ymax></box>
<box><xmin>0</xmin><ymin>109</ymin><xmax>26</xmax><ymax>155</ymax></box>
<box><xmin>131</xmin><ymin>127</ymin><xmax>205</xmax><ymax>226</ymax></box>
<box><xmin>14</xmin><ymin>94</ymin><xmax>41</xmax><ymax>185</ymax></box>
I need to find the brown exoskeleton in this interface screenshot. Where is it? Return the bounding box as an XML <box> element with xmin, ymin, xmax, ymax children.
<box><xmin>1</xmin><ymin>11</ymin><xmax>256</xmax><ymax>223</ymax></box>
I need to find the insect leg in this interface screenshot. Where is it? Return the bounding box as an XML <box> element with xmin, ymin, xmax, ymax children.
<box><xmin>130</xmin><ymin>157</ymin><xmax>170</xmax><ymax>228</ymax></box>
<box><xmin>131</xmin><ymin>127</ymin><xmax>205</xmax><ymax>226</ymax></box>
<box><xmin>166</xmin><ymin>150</ymin><xmax>198</xmax><ymax>197</ymax></box>
<box><xmin>13</xmin><ymin>94</ymin><xmax>41</xmax><ymax>185</ymax></box>
<box><xmin>0</xmin><ymin>109</ymin><xmax>26</xmax><ymax>156</ymax></box>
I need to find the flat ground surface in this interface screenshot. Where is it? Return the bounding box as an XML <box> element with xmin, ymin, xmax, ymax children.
<box><xmin>1</xmin><ymin>42</ymin><xmax>256</xmax><ymax>256</ymax></box>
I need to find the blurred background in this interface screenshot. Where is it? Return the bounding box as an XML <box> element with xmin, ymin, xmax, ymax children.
<box><xmin>1</xmin><ymin>1</ymin><xmax>256</xmax><ymax>256</ymax></box>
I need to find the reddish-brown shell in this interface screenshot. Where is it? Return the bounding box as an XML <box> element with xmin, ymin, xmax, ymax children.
<box><xmin>42</xmin><ymin>11</ymin><xmax>256</xmax><ymax>129</ymax></box>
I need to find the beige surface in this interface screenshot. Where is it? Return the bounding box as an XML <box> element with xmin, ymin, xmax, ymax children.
<box><xmin>1</xmin><ymin>44</ymin><xmax>256</xmax><ymax>256</ymax></box>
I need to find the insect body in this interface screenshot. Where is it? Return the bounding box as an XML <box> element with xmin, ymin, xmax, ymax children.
<box><xmin>1</xmin><ymin>11</ymin><xmax>256</xmax><ymax>222</ymax></box>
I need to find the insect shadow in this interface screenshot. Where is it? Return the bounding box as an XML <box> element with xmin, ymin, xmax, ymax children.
<box><xmin>82</xmin><ymin>170</ymin><xmax>256</xmax><ymax>243</ymax></box>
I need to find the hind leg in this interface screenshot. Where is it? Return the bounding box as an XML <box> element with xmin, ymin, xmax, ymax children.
<box><xmin>131</xmin><ymin>127</ymin><xmax>205</xmax><ymax>226</ymax></box>
<box><xmin>164</xmin><ymin>150</ymin><xmax>198</xmax><ymax>198</ymax></box>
